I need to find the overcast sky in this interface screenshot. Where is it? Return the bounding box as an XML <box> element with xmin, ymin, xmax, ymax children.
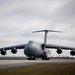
<box><xmin>0</xmin><ymin>0</ymin><xmax>75</xmax><ymax>57</ymax></box>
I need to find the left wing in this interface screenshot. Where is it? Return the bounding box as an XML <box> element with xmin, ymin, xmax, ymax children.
<box><xmin>45</xmin><ymin>44</ymin><xmax>75</xmax><ymax>50</ymax></box>
<box><xmin>0</xmin><ymin>44</ymin><xmax>26</xmax><ymax>51</ymax></box>
<box><xmin>45</xmin><ymin>44</ymin><xmax>75</xmax><ymax>56</ymax></box>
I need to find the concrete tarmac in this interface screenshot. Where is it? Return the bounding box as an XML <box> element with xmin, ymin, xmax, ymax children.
<box><xmin>0</xmin><ymin>59</ymin><xmax>75</xmax><ymax>69</ymax></box>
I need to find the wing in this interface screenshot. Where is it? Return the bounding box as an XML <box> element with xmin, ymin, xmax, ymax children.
<box><xmin>0</xmin><ymin>44</ymin><xmax>26</xmax><ymax>51</ymax></box>
<box><xmin>45</xmin><ymin>44</ymin><xmax>75</xmax><ymax>50</ymax></box>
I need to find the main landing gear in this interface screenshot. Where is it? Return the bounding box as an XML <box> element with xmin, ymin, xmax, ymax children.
<box><xmin>42</xmin><ymin>57</ymin><xmax>50</xmax><ymax>60</ymax></box>
<box><xmin>42</xmin><ymin>52</ymin><xmax>50</xmax><ymax>60</ymax></box>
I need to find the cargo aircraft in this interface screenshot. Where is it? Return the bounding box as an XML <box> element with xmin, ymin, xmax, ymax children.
<box><xmin>0</xmin><ymin>30</ymin><xmax>75</xmax><ymax>60</ymax></box>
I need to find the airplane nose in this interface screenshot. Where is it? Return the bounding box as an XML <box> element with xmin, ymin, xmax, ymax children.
<box><xmin>24</xmin><ymin>42</ymin><xmax>37</xmax><ymax>56</ymax></box>
<box><xmin>24</xmin><ymin>41</ymin><xmax>43</xmax><ymax>57</ymax></box>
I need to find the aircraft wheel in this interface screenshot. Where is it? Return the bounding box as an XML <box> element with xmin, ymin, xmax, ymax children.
<box><xmin>27</xmin><ymin>58</ymin><xmax>36</xmax><ymax>60</ymax></box>
<box><xmin>42</xmin><ymin>58</ymin><xmax>50</xmax><ymax>60</ymax></box>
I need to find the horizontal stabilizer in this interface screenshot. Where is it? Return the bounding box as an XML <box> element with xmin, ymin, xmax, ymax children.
<box><xmin>32</xmin><ymin>29</ymin><xmax>62</xmax><ymax>33</ymax></box>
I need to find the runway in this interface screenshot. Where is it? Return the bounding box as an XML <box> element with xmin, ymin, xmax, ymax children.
<box><xmin>0</xmin><ymin>59</ymin><xmax>75</xmax><ymax>69</ymax></box>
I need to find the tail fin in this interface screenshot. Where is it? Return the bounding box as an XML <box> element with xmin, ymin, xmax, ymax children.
<box><xmin>32</xmin><ymin>29</ymin><xmax>62</xmax><ymax>44</ymax></box>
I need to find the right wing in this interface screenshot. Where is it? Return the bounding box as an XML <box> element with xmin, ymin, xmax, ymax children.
<box><xmin>0</xmin><ymin>44</ymin><xmax>26</xmax><ymax>51</ymax></box>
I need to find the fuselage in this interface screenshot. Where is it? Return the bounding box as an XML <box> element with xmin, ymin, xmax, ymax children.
<box><xmin>24</xmin><ymin>41</ymin><xmax>45</xmax><ymax>58</ymax></box>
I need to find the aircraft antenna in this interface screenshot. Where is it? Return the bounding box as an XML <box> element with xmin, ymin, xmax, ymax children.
<box><xmin>32</xmin><ymin>30</ymin><xmax>62</xmax><ymax>45</ymax></box>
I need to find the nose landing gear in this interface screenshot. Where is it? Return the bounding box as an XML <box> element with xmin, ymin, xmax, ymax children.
<box><xmin>27</xmin><ymin>56</ymin><xmax>36</xmax><ymax>60</ymax></box>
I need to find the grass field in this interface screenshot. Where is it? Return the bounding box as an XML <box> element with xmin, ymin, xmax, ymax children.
<box><xmin>0</xmin><ymin>63</ymin><xmax>75</xmax><ymax>75</ymax></box>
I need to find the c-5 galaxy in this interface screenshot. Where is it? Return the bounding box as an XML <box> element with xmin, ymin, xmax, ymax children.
<box><xmin>0</xmin><ymin>30</ymin><xmax>75</xmax><ymax>60</ymax></box>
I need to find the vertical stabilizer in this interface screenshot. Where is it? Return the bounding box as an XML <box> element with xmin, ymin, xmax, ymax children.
<box><xmin>32</xmin><ymin>29</ymin><xmax>62</xmax><ymax>44</ymax></box>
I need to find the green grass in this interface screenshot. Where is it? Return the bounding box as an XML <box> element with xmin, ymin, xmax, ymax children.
<box><xmin>0</xmin><ymin>63</ymin><xmax>75</xmax><ymax>75</ymax></box>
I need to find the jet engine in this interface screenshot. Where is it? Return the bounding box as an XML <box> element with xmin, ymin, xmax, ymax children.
<box><xmin>1</xmin><ymin>50</ymin><xmax>6</xmax><ymax>55</ymax></box>
<box><xmin>70</xmin><ymin>50</ymin><xmax>75</xmax><ymax>56</ymax></box>
<box><xmin>57</xmin><ymin>49</ymin><xmax>62</xmax><ymax>54</ymax></box>
<box><xmin>11</xmin><ymin>48</ymin><xmax>17</xmax><ymax>54</ymax></box>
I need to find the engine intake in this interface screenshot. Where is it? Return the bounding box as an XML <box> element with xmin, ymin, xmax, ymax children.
<box><xmin>11</xmin><ymin>48</ymin><xmax>17</xmax><ymax>54</ymax></box>
<box><xmin>70</xmin><ymin>51</ymin><xmax>75</xmax><ymax>56</ymax></box>
<box><xmin>1</xmin><ymin>49</ymin><xmax>6</xmax><ymax>55</ymax></box>
<box><xmin>57</xmin><ymin>49</ymin><xmax>62</xmax><ymax>54</ymax></box>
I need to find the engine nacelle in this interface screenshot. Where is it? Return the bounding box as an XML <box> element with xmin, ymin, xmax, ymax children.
<box><xmin>70</xmin><ymin>51</ymin><xmax>75</xmax><ymax>56</ymax></box>
<box><xmin>1</xmin><ymin>50</ymin><xmax>6</xmax><ymax>55</ymax></box>
<box><xmin>57</xmin><ymin>49</ymin><xmax>62</xmax><ymax>54</ymax></box>
<box><xmin>11</xmin><ymin>48</ymin><xmax>17</xmax><ymax>54</ymax></box>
